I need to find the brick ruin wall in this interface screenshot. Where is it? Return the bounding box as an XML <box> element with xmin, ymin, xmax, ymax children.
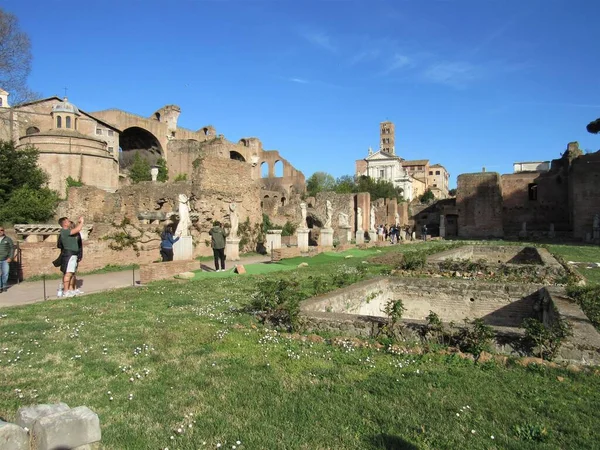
<box><xmin>570</xmin><ymin>151</ymin><xmax>600</xmax><ymax>239</ymax></box>
<box><xmin>456</xmin><ymin>173</ymin><xmax>504</xmax><ymax>238</ymax></box>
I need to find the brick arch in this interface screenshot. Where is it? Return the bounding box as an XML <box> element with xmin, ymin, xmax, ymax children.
<box><xmin>119</xmin><ymin>126</ymin><xmax>163</xmax><ymax>168</ymax></box>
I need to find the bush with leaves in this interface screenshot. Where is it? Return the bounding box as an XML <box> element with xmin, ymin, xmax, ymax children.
<box><xmin>281</xmin><ymin>221</ymin><xmax>297</xmax><ymax>237</ymax></box>
<box><xmin>567</xmin><ymin>285</ymin><xmax>600</xmax><ymax>329</ymax></box>
<box><xmin>156</xmin><ymin>158</ymin><xmax>169</xmax><ymax>182</ymax></box>
<box><xmin>522</xmin><ymin>316</ymin><xmax>572</xmax><ymax>360</ymax></box>
<box><xmin>455</xmin><ymin>318</ymin><xmax>495</xmax><ymax>358</ymax></box>
<box><xmin>250</xmin><ymin>278</ymin><xmax>303</xmax><ymax>330</ymax></box>
<box><xmin>399</xmin><ymin>252</ymin><xmax>426</xmax><ymax>271</ymax></box>
<box><xmin>419</xmin><ymin>189</ymin><xmax>435</xmax><ymax>203</ymax></box>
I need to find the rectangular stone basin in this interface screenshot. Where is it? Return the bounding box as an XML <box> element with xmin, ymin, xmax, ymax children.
<box><xmin>301</xmin><ymin>277</ymin><xmax>541</xmax><ymax>327</ymax></box>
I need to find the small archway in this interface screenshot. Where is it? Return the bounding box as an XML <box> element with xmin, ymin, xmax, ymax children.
<box><xmin>274</xmin><ymin>160</ymin><xmax>284</xmax><ymax>177</ymax></box>
<box><xmin>154</xmin><ymin>112</ymin><xmax>161</xmax><ymax>121</ymax></box>
<box><xmin>239</xmin><ymin>139</ymin><xmax>248</xmax><ymax>147</ymax></box>
<box><xmin>230</xmin><ymin>151</ymin><xmax>246</xmax><ymax>162</ymax></box>
<box><xmin>66</xmin><ymin>116</ymin><xmax>72</xmax><ymax>128</ymax></box>
<box><xmin>56</xmin><ymin>116</ymin><xmax>62</xmax><ymax>128</ymax></box>
<box><xmin>281</xmin><ymin>197</ymin><xmax>286</xmax><ymax>207</ymax></box>
<box><xmin>264</xmin><ymin>195</ymin><xmax>270</xmax><ymax>199</ymax></box>
<box><xmin>260</xmin><ymin>161</ymin><xmax>269</xmax><ymax>178</ymax></box>
<box><xmin>26</xmin><ymin>126</ymin><xmax>40</xmax><ymax>136</ymax></box>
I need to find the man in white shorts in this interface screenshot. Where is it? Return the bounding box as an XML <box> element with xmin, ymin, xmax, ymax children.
<box><xmin>58</xmin><ymin>216</ymin><xmax>84</xmax><ymax>297</ymax></box>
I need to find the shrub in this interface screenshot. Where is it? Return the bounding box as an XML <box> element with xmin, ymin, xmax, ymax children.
<box><xmin>379</xmin><ymin>299</ymin><xmax>406</xmax><ymax>341</ymax></box>
<box><xmin>250</xmin><ymin>279</ymin><xmax>302</xmax><ymax>330</ymax></box>
<box><xmin>156</xmin><ymin>158</ymin><xmax>169</xmax><ymax>182</ymax></box>
<box><xmin>66</xmin><ymin>176</ymin><xmax>83</xmax><ymax>188</ymax></box>
<box><xmin>567</xmin><ymin>285</ymin><xmax>600</xmax><ymax>329</ymax></box>
<box><xmin>522</xmin><ymin>316</ymin><xmax>572</xmax><ymax>360</ymax></box>
<box><xmin>281</xmin><ymin>221</ymin><xmax>297</xmax><ymax>237</ymax></box>
<box><xmin>174</xmin><ymin>173</ymin><xmax>187</xmax><ymax>182</ymax></box>
<box><xmin>455</xmin><ymin>318</ymin><xmax>494</xmax><ymax>358</ymax></box>
<box><xmin>129</xmin><ymin>153</ymin><xmax>152</xmax><ymax>183</ymax></box>
<box><xmin>399</xmin><ymin>252</ymin><xmax>426</xmax><ymax>271</ymax></box>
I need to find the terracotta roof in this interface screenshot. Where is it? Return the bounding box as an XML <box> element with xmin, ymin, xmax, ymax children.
<box><xmin>429</xmin><ymin>163</ymin><xmax>446</xmax><ymax>169</ymax></box>
<box><xmin>402</xmin><ymin>159</ymin><xmax>429</xmax><ymax>166</ymax></box>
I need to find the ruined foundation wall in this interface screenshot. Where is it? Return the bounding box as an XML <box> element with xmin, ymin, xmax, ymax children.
<box><xmin>569</xmin><ymin>151</ymin><xmax>600</xmax><ymax>239</ymax></box>
<box><xmin>457</xmin><ymin>173</ymin><xmax>504</xmax><ymax>238</ymax></box>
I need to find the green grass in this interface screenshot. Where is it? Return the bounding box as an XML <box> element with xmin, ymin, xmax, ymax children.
<box><xmin>24</xmin><ymin>264</ymin><xmax>140</xmax><ymax>282</ymax></box>
<box><xmin>1</xmin><ymin>241</ymin><xmax>600</xmax><ymax>449</ymax></box>
<box><xmin>547</xmin><ymin>244</ymin><xmax>600</xmax><ymax>285</ymax></box>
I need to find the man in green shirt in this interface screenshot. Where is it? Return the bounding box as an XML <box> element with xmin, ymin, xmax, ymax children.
<box><xmin>58</xmin><ymin>216</ymin><xmax>84</xmax><ymax>297</ymax></box>
<box><xmin>0</xmin><ymin>227</ymin><xmax>15</xmax><ymax>293</ymax></box>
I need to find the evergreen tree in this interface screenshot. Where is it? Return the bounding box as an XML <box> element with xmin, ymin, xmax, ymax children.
<box><xmin>156</xmin><ymin>158</ymin><xmax>169</xmax><ymax>182</ymax></box>
<box><xmin>128</xmin><ymin>153</ymin><xmax>152</xmax><ymax>183</ymax></box>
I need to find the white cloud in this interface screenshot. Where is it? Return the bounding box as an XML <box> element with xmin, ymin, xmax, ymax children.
<box><xmin>423</xmin><ymin>61</ymin><xmax>481</xmax><ymax>88</ymax></box>
<box><xmin>382</xmin><ymin>53</ymin><xmax>413</xmax><ymax>75</ymax></box>
<box><xmin>301</xmin><ymin>30</ymin><xmax>336</xmax><ymax>52</ymax></box>
<box><xmin>290</xmin><ymin>78</ymin><xmax>309</xmax><ymax>84</ymax></box>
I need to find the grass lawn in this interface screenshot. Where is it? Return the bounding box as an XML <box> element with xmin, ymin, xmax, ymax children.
<box><xmin>547</xmin><ymin>244</ymin><xmax>600</xmax><ymax>285</ymax></box>
<box><xmin>1</xmin><ymin>241</ymin><xmax>600</xmax><ymax>449</ymax></box>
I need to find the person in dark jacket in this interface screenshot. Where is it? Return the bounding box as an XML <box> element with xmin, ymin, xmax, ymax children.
<box><xmin>0</xmin><ymin>227</ymin><xmax>15</xmax><ymax>293</ymax></box>
<box><xmin>209</xmin><ymin>221</ymin><xmax>230</xmax><ymax>272</ymax></box>
<box><xmin>58</xmin><ymin>216</ymin><xmax>85</xmax><ymax>297</ymax></box>
<box><xmin>160</xmin><ymin>225</ymin><xmax>180</xmax><ymax>262</ymax></box>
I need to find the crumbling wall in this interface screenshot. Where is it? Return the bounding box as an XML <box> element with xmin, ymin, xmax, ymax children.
<box><xmin>457</xmin><ymin>173</ymin><xmax>504</xmax><ymax>238</ymax></box>
<box><xmin>570</xmin><ymin>150</ymin><xmax>600</xmax><ymax>239</ymax></box>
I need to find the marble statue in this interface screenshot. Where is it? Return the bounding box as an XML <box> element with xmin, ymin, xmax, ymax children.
<box><xmin>370</xmin><ymin>205</ymin><xmax>376</xmax><ymax>231</ymax></box>
<box><xmin>300</xmin><ymin>202</ymin><xmax>308</xmax><ymax>229</ymax></box>
<box><xmin>229</xmin><ymin>202</ymin><xmax>239</xmax><ymax>239</ymax></box>
<box><xmin>150</xmin><ymin>166</ymin><xmax>159</xmax><ymax>182</ymax></box>
<box><xmin>339</xmin><ymin>212</ymin><xmax>349</xmax><ymax>228</ymax></box>
<box><xmin>175</xmin><ymin>194</ymin><xmax>191</xmax><ymax>237</ymax></box>
<box><xmin>324</xmin><ymin>200</ymin><xmax>333</xmax><ymax>228</ymax></box>
<box><xmin>357</xmin><ymin>207</ymin><xmax>363</xmax><ymax>230</ymax></box>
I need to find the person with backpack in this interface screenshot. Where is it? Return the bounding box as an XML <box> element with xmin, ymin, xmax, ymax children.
<box><xmin>58</xmin><ymin>216</ymin><xmax>85</xmax><ymax>297</ymax></box>
<box><xmin>209</xmin><ymin>221</ymin><xmax>230</xmax><ymax>272</ymax></box>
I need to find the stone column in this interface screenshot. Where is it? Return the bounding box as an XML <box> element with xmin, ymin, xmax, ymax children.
<box><xmin>226</xmin><ymin>238</ymin><xmax>241</xmax><ymax>261</ymax></box>
<box><xmin>439</xmin><ymin>214</ymin><xmax>446</xmax><ymax>239</ymax></box>
<box><xmin>297</xmin><ymin>228</ymin><xmax>309</xmax><ymax>252</ymax></box>
<box><xmin>173</xmin><ymin>236</ymin><xmax>193</xmax><ymax>261</ymax></box>
<box><xmin>265</xmin><ymin>230</ymin><xmax>282</xmax><ymax>253</ymax></box>
<box><xmin>320</xmin><ymin>228</ymin><xmax>334</xmax><ymax>247</ymax></box>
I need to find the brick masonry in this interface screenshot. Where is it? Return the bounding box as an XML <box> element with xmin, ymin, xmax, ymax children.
<box><xmin>139</xmin><ymin>260</ymin><xmax>201</xmax><ymax>284</ymax></box>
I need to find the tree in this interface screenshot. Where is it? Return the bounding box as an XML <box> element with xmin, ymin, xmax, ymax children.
<box><xmin>448</xmin><ymin>188</ymin><xmax>457</xmax><ymax>197</ymax></box>
<box><xmin>419</xmin><ymin>189</ymin><xmax>435</xmax><ymax>203</ymax></box>
<box><xmin>0</xmin><ymin>9</ymin><xmax>37</xmax><ymax>104</ymax></box>
<box><xmin>0</xmin><ymin>140</ymin><xmax>58</xmax><ymax>224</ymax></box>
<box><xmin>156</xmin><ymin>158</ymin><xmax>169</xmax><ymax>182</ymax></box>
<box><xmin>334</xmin><ymin>175</ymin><xmax>356</xmax><ymax>194</ymax></box>
<box><xmin>306</xmin><ymin>171</ymin><xmax>336</xmax><ymax>197</ymax></box>
<box><xmin>355</xmin><ymin>175</ymin><xmax>403</xmax><ymax>201</ymax></box>
<box><xmin>587</xmin><ymin>118</ymin><xmax>600</xmax><ymax>134</ymax></box>
<box><xmin>128</xmin><ymin>153</ymin><xmax>152</xmax><ymax>183</ymax></box>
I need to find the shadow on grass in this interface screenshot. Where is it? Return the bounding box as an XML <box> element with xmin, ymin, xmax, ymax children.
<box><xmin>368</xmin><ymin>434</ymin><xmax>420</xmax><ymax>449</ymax></box>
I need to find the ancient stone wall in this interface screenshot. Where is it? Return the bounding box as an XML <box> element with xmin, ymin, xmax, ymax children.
<box><xmin>356</xmin><ymin>193</ymin><xmax>371</xmax><ymax>231</ymax></box>
<box><xmin>457</xmin><ymin>173</ymin><xmax>504</xmax><ymax>238</ymax></box>
<box><xmin>314</xmin><ymin>192</ymin><xmax>356</xmax><ymax>238</ymax></box>
<box><xmin>569</xmin><ymin>151</ymin><xmax>600</xmax><ymax>239</ymax></box>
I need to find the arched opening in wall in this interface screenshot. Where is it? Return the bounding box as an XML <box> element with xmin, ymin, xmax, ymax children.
<box><xmin>261</xmin><ymin>161</ymin><xmax>269</xmax><ymax>178</ymax></box>
<box><xmin>74</xmin><ymin>118</ymin><xmax>78</xmax><ymax>130</ymax></box>
<box><xmin>274</xmin><ymin>160</ymin><xmax>283</xmax><ymax>177</ymax></box>
<box><xmin>281</xmin><ymin>197</ymin><xmax>286</xmax><ymax>207</ymax></box>
<box><xmin>239</xmin><ymin>139</ymin><xmax>248</xmax><ymax>147</ymax></box>
<box><xmin>119</xmin><ymin>126</ymin><xmax>163</xmax><ymax>168</ymax></box>
<box><xmin>230</xmin><ymin>151</ymin><xmax>246</xmax><ymax>162</ymax></box>
<box><xmin>26</xmin><ymin>126</ymin><xmax>40</xmax><ymax>136</ymax></box>
<box><xmin>202</xmin><ymin>127</ymin><xmax>209</xmax><ymax>136</ymax></box>
<box><xmin>65</xmin><ymin>116</ymin><xmax>71</xmax><ymax>129</ymax></box>
<box><xmin>56</xmin><ymin>116</ymin><xmax>62</xmax><ymax>128</ymax></box>
<box><xmin>264</xmin><ymin>195</ymin><xmax>270</xmax><ymax>199</ymax></box>
<box><xmin>154</xmin><ymin>112</ymin><xmax>161</xmax><ymax>121</ymax></box>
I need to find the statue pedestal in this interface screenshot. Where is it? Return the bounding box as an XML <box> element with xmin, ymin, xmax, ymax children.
<box><xmin>226</xmin><ymin>238</ymin><xmax>241</xmax><ymax>261</ymax></box>
<box><xmin>320</xmin><ymin>228</ymin><xmax>334</xmax><ymax>247</ymax></box>
<box><xmin>355</xmin><ymin>230</ymin><xmax>365</xmax><ymax>244</ymax></box>
<box><xmin>173</xmin><ymin>236</ymin><xmax>193</xmax><ymax>261</ymax></box>
<box><xmin>368</xmin><ymin>230</ymin><xmax>377</xmax><ymax>242</ymax></box>
<box><xmin>266</xmin><ymin>230</ymin><xmax>283</xmax><ymax>253</ymax></box>
<box><xmin>297</xmin><ymin>228</ymin><xmax>309</xmax><ymax>252</ymax></box>
<box><xmin>339</xmin><ymin>226</ymin><xmax>351</xmax><ymax>244</ymax></box>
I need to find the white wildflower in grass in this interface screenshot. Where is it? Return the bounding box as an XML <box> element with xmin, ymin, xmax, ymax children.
<box><xmin>491</xmin><ymin>435</ymin><xmax>495</xmax><ymax>439</ymax></box>
<box><xmin>471</xmin><ymin>430</ymin><xmax>476</xmax><ymax>434</ymax></box>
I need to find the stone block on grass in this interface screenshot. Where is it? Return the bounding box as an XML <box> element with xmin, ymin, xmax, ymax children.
<box><xmin>16</xmin><ymin>403</ymin><xmax>70</xmax><ymax>429</ymax></box>
<box><xmin>234</xmin><ymin>265</ymin><xmax>246</xmax><ymax>274</ymax></box>
<box><xmin>0</xmin><ymin>420</ymin><xmax>28</xmax><ymax>450</ymax></box>
<box><xmin>177</xmin><ymin>271</ymin><xmax>195</xmax><ymax>279</ymax></box>
<box><xmin>31</xmin><ymin>406</ymin><xmax>101</xmax><ymax>450</ymax></box>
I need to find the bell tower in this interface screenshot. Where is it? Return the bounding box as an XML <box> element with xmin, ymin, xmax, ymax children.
<box><xmin>380</xmin><ymin>121</ymin><xmax>395</xmax><ymax>155</ymax></box>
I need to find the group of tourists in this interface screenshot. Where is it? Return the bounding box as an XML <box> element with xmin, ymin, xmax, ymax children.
<box><xmin>160</xmin><ymin>221</ymin><xmax>230</xmax><ymax>272</ymax></box>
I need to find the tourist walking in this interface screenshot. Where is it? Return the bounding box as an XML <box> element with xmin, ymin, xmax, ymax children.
<box><xmin>58</xmin><ymin>216</ymin><xmax>85</xmax><ymax>297</ymax></box>
<box><xmin>0</xmin><ymin>227</ymin><xmax>15</xmax><ymax>293</ymax></box>
<box><xmin>160</xmin><ymin>225</ymin><xmax>180</xmax><ymax>262</ymax></box>
<box><xmin>209</xmin><ymin>221</ymin><xmax>230</xmax><ymax>272</ymax></box>
<box><xmin>422</xmin><ymin>224</ymin><xmax>428</xmax><ymax>241</ymax></box>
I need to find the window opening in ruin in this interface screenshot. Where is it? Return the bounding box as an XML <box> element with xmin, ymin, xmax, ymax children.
<box><xmin>528</xmin><ymin>183</ymin><xmax>538</xmax><ymax>201</ymax></box>
<box><xmin>96</xmin><ymin>128</ymin><xmax>102</xmax><ymax>135</ymax></box>
<box><xmin>260</xmin><ymin>161</ymin><xmax>269</xmax><ymax>178</ymax></box>
<box><xmin>65</xmin><ymin>116</ymin><xmax>71</xmax><ymax>128</ymax></box>
<box><xmin>281</xmin><ymin>197</ymin><xmax>286</xmax><ymax>206</ymax></box>
<box><xmin>108</xmin><ymin>130</ymin><xmax>114</xmax><ymax>136</ymax></box>
<box><xmin>379</xmin><ymin>170</ymin><xmax>384</xmax><ymax>178</ymax></box>
<box><xmin>274</xmin><ymin>160</ymin><xmax>283</xmax><ymax>177</ymax></box>
<box><xmin>155</xmin><ymin>113</ymin><xmax>160</xmax><ymax>121</ymax></box>
<box><xmin>171</xmin><ymin>131</ymin><xmax>176</xmax><ymax>137</ymax></box>
<box><xmin>26</xmin><ymin>126</ymin><xmax>40</xmax><ymax>135</ymax></box>
<box><xmin>230</xmin><ymin>151</ymin><xmax>246</xmax><ymax>162</ymax></box>
<box><xmin>436</xmin><ymin>170</ymin><xmax>440</xmax><ymax>175</ymax></box>
<box><xmin>429</xmin><ymin>171</ymin><xmax>433</xmax><ymax>175</ymax></box>
<box><xmin>56</xmin><ymin>116</ymin><xmax>62</xmax><ymax>128</ymax></box>
<box><xmin>264</xmin><ymin>195</ymin><xmax>270</xmax><ymax>199</ymax></box>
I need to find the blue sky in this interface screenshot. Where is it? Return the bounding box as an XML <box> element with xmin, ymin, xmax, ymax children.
<box><xmin>6</xmin><ymin>0</ymin><xmax>600</xmax><ymax>187</ymax></box>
